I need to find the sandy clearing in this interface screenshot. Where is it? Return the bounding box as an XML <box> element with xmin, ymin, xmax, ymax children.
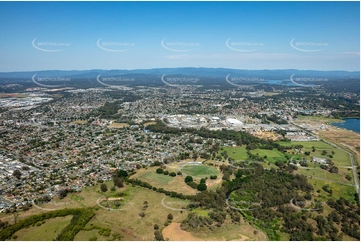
<box><xmin>162</xmin><ymin>223</ymin><xmax>202</xmax><ymax>241</ymax></box>
<box><xmin>108</xmin><ymin>122</ymin><xmax>130</xmax><ymax>128</ymax></box>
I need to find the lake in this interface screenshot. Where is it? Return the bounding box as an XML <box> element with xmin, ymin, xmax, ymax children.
<box><xmin>331</xmin><ymin>118</ymin><xmax>360</xmax><ymax>133</ymax></box>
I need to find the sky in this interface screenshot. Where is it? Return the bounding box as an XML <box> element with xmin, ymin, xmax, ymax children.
<box><xmin>0</xmin><ymin>1</ymin><xmax>359</xmax><ymax>72</ymax></box>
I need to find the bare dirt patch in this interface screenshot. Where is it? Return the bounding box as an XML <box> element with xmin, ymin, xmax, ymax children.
<box><xmin>162</xmin><ymin>223</ymin><xmax>202</xmax><ymax>241</ymax></box>
<box><xmin>108</xmin><ymin>122</ymin><xmax>130</xmax><ymax>128</ymax></box>
<box><xmin>144</xmin><ymin>121</ymin><xmax>156</xmax><ymax>126</ymax></box>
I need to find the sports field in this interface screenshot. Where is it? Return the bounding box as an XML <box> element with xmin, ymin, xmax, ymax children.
<box><xmin>137</xmin><ymin>171</ymin><xmax>175</xmax><ymax>185</ymax></box>
<box><xmin>180</xmin><ymin>164</ymin><xmax>219</xmax><ymax>178</ymax></box>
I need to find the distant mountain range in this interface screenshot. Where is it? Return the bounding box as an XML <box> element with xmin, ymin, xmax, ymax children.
<box><xmin>0</xmin><ymin>68</ymin><xmax>359</xmax><ymax>80</ymax></box>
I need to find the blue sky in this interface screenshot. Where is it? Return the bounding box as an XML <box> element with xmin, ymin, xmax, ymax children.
<box><xmin>0</xmin><ymin>1</ymin><xmax>359</xmax><ymax>72</ymax></box>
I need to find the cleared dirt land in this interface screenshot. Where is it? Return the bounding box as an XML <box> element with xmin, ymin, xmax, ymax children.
<box><xmin>163</xmin><ymin>223</ymin><xmax>203</xmax><ymax>241</ymax></box>
<box><xmin>108</xmin><ymin>122</ymin><xmax>130</xmax><ymax>128</ymax></box>
<box><xmin>70</xmin><ymin>120</ymin><xmax>87</xmax><ymax>124</ymax></box>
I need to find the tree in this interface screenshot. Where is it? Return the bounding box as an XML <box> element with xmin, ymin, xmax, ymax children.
<box><xmin>113</xmin><ymin>177</ymin><xmax>124</xmax><ymax>188</ymax></box>
<box><xmin>169</xmin><ymin>172</ymin><xmax>177</xmax><ymax>177</ymax></box>
<box><xmin>167</xmin><ymin>213</ymin><xmax>173</xmax><ymax>220</ymax></box>
<box><xmin>275</xmin><ymin>160</ymin><xmax>285</xmax><ymax>168</ymax></box>
<box><xmin>100</xmin><ymin>183</ymin><xmax>108</xmax><ymax>192</ymax></box>
<box><xmin>117</xmin><ymin>170</ymin><xmax>128</xmax><ymax>178</ymax></box>
<box><xmin>13</xmin><ymin>170</ymin><xmax>21</xmax><ymax>179</ymax></box>
<box><xmin>154</xmin><ymin>230</ymin><xmax>164</xmax><ymax>241</ymax></box>
<box><xmin>192</xmin><ymin>152</ymin><xmax>198</xmax><ymax>161</ymax></box>
<box><xmin>222</xmin><ymin>173</ymin><xmax>230</xmax><ymax>181</ymax></box>
<box><xmin>185</xmin><ymin>176</ymin><xmax>193</xmax><ymax>183</ymax></box>
<box><xmin>59</xmin><ymin>189</ymin><xmax>68</xmax><ymax>199</ymax></box>
<box><xmin>154</xmin><ymin>224</ymin><xmax>159</xmax><ymax>230</ymax></box>
<box><xmin>197</xmin><ymin>183</ymin><xmax>207</xmax><ymax>191</ymax></box>
<box><xmin>0</xmin><ymin>220</ymin><xmax>9</xmax><ymax>229</ymax></box>
<box><xmin>156</xmin><ymin>168</ymin><xmax>164</xmax><ymax>174</ymax></box>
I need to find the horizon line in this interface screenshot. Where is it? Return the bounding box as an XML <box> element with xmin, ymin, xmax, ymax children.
<box><xmin>0</xmin><ymin>67</ymin><xmax>360</xmax><ymax>73</ymax></box>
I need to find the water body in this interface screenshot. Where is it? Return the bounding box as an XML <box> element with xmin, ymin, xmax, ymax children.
<box><xmin>263</xmin><ymin>80</ymin><xmax>296</xmax><ymax>86</ymax></box>
<box><xmin>331</xmin><ymin>118</ymin><xmax>360</xmax><ymax>133</ymax></box>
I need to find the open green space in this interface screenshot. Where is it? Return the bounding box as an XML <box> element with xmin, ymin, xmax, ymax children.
<box><xmin>130</xmin><ymin>167</ymin><xmax>199</xmax><ymax>195</ymax></box>
<box><xmin>307</xmin><ymin>178</ymin><xmax>357</xmax><ymax>203</ymax></box>
<box><xmin>134</xmin><ymin>171</ymin><xmax>174</xmax><ymax>185</ymax></box>
<box><xmin>221</xmin><ymin>146</ymin><xmax>249</xmax><ymax>160</ymax></box>
<box><xmin>12</xmin><ymin>215</ymin><xmax>73</xmax><ymax>241</ymax></box>
<box><xmin>295</xmin><ymin>115</ymin><xmax>342</xmax><ymax>123</ymax></box>
<box><xmin>278</xmin><ymin>141</ymin><xmax>351</xmax><ymax>166</ymax></box>
<box><xmin>250</xmin><ymin>148</ymin><xmax>288</xmax><ymax>163</ymax></box>
<box><xmin>74</xmin><ymin>229</ymin><xmax>109</xmax><ymax>241</ymax></box>
<box><xmin>222</xmin><ymin>145</ymin><xmax>289</xmax><ymax>164</ymax></box>
<box><xmin>180</xmin><ymin>164</ymin><xmax>219</xmax><ymax>178</ymax></box>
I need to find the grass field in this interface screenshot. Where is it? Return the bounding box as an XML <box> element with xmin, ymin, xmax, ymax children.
<box><xmin>221</xmin><ymin>146</ymin><xmax>249</xmax><ymax>160</ymax></box>
<box><xmin>318</xmin><ymin>129</ymin><xmax>360</xmax><ymax>164</ymax></box>
<box><xmin>278</xmin><ymin>141</ymin><xmax>351</xmax><ymax>166</ymax></box>
<box><xmin>74</xmin><ymin>229</ymin><xmax>111</xmax><ymax>241</ymax></box>
<box><xmin>137</xmin><ymin>171</ymin><xmax>175</xmax><ymax>185</ymax></box>
<box><xmin>307</xmin><ymin>177</ymin><xmax>357</xmax><ymax>203</ymax></box>
<box><xmin>250</xmin><ymin>148</ymin><xmax>288</xmax><ymax>163</ymax></box>
<box><xmin>131</xmin><ymin>167</ymin><xmax>198</xmax><ymax>195</ymax></box>
<box><xmin>81</xmin><ymin>185</ymin><xmax>190</xmax><ymax>241</ymax></box>
<box><xmin>223</xmin><ymin>145</ymin><xmax>289</xmax><ymax>164</ymax></box>
<box><xmin>12</xmin><ymin>215</ymin><xmax>73</xmax><ymax>241</ymax></box>
<box><xmin>184</xmin><ymin>219</ymin><xmax>268</xmax><ymax>241</ymax></box>
<box><xmin>295</xmin><ymin>115</ymin><xmax>342</xmax><ymax>123</ymax></box>
<box><xmin>180</xmin><ymin>164</ymin><xmax>219</xmax><ymax>178</ymax></box>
